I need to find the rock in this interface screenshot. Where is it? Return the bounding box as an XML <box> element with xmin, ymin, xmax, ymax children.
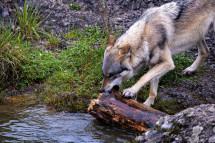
<box><xmin>192</xmin><ymin>126</ymin><xmax>204</xmax><ymax>135</ymax></box>
<box><xmin>161</xmin><ymin>120</ymin><xmax>173</xmax><ymax>130</ymax></box>
<box><xmin>63</xmin><ymin>22</ymin><xmax>69</xmax><ymax>27</ymax></box>
<box><xmin>2</xmin><ymin>0</ymin><xmax>12</xmax><ymax>3</ymax></box>
<box><xmin>189</xmin><ymin>126</ymin><xmax>204</xmax><ymax>143</ymax></box>
<box><xmin>209</xmin><ymin>135</ymin><xmax>215</xmax><ymax>143</ymax></box>
<box><xmin>137</xmin><ymin>104</ymin><xmax>215</xmax><ymax>143</ymax></box>
<box><xmin>135</xmin><ymin>135</ymin><xmax>145</xmax><ymax>142</ymax></box>
<box><xmin>2</xmin><ymin>9</ymin><xmax>9</xmax><ymax>17</ymax></box>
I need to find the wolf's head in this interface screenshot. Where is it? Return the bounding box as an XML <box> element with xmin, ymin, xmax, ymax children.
<box><xmin>100</xmin><ymin>35</ymin><xmax>135</xmax><ymax>93</ymax></box>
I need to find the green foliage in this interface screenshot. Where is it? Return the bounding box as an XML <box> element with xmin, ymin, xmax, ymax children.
<box><xmin>13</xmin><ymin>26</ymin><xmax>103</xmax><ymax>111</ymax></box>
<box><xmin>40</xmin><ymin>26</ymin><xmax>105</xmax><ymax>111</ymax></box>
<box><xmin>18</xmin><ymin>43</ymin><xmax>61</xmax><ymax>81</ymax></box>
<box><xmin>0</xmin><ymin>24</ymin><xmax>106</xmax><ymax>111</ymax></box>
<box><xmin>69</xmin><ymin>2</ymin><xmax>81</xmax><ymax>10</ymax></box>
<box><xmin>0</xmin><ymin>23</ymin><xmax>22</xmax><ymax>88</ymax></box>
<box><xmin>15</xmin><ymin>1</ymin><xmax>42</xmax><ymax>40</ymax></box>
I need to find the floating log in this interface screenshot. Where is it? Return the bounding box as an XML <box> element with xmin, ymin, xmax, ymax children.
<box><xmin>88</xmin><ymin>90</ymin><xmax>167</xmax><ymax>132</ymax></box>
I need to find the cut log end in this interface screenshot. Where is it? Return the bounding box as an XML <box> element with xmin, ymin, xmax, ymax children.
<box><xmin>88</xmin><ymin>90</ymin><xmax>167</xmax><ymax>133</ymax></box>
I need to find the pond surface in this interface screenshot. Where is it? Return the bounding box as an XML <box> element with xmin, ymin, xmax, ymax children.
<box><xmin>0</xmin><ymin>101</ymin><xmax>134</xmax><ymax>143</ymax></box>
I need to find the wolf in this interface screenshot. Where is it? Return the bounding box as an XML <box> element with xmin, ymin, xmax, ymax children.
<box><xmin>100</xmin><ymin>0</ymin><xmax>215</xmax><ymax>106</ymax></box>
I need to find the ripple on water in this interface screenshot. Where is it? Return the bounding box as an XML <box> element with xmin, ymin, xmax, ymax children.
<box><xmin>0</xmin><ymin>104</ymin><xmax>134</xmax><ymax>143</ymax></box>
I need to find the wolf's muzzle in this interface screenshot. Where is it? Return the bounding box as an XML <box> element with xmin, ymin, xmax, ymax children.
<box><xmin>99</xmin><ymin>89</ymin><xmax>105</xmax><ymax>93</ymax></box>
<box><xmin>99</xmin><ymin>85</ymin><xmax>120</xmax><ymax>93</ymax></box>
<box><xmin>112</xmin><ymin>85</ymin><xmax>120</xmax><ymax>91</ymax></box>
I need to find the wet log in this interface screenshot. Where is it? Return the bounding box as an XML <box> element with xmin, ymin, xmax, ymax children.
<box><xmin>88</xmin><ymin>90</ymin><xmax>167</xmax><ymax>132</ymax></box>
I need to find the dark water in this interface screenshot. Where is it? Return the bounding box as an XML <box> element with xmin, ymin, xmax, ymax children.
<box><xmin>0</xmin><ymin>103</ymin><xmax>135</xmax><ymax>143</ymax></box>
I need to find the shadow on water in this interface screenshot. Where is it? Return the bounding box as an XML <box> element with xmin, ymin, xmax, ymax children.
<box><xmin>0</xmin><ymin>95</ymin><xmax>135</xmax><ymax>143</ymax></box>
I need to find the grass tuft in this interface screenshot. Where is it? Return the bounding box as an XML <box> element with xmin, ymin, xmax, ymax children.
<box><xmin>15</xmin><ymin>1</ymin><xmax>42</xmax><ymax>40</ymax></box>
<box><xmin>0</xmin><ymin>23</ymin><xmax>22</xmax><ymax>88</ymax></box>
<box><xmin>46</xmin><ymin>34</ymin><xmax>60</xmax><ymax>49</ymax></box>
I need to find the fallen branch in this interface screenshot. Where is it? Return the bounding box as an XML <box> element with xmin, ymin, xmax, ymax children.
<box><xmin>88</xmin><ymin>90</ymin><xmax>167</xmax><ymax>132</ymax></box>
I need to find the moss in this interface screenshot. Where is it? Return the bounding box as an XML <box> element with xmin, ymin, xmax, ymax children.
<box><xmin>152</xmin><ymin>95</ymin><xmax>183</xmax><ymax>115</ymax></box>
<box><xmin>5</xmin><ymin>94</ymin><xmax>39</xmax><ymax>106</ymax></box>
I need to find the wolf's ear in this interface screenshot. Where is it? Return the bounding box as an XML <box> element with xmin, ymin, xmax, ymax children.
<box><xmin>119</xmin><ymin>45</ymin><xmax>130</xmax><ymax>55</ymax></box>
<box><xmin>108</xmin><ymin>35</ymin><xmax>115</xmax><ymax>46</ymax></box>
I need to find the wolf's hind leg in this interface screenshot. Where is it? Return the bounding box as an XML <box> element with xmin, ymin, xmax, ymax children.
<box><xmin>182</xmin><ymin>39</ymin><xmax>210</xmax><ymax>75</ymax></box>
<box><xmin>144</xmin><ymin>77</ymin><xmax>159</xmax><ymax>106</ymax></box>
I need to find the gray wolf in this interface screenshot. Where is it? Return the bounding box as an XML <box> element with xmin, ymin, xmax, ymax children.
<box><xmin>100</xmin><ymin>0</ymin><xmax>215</xmax><ymax>106</ymax></box>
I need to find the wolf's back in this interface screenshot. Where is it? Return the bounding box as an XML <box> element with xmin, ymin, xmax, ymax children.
<box><xmin>159</xmin><ymin>2</ymin><xmax>180</xmax><ymax>19</ymax></box>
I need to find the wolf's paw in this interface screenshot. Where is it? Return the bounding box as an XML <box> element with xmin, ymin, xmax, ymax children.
<box><xmin>122</xmin><ymin>88</ymin><xmax>137</xmax><ymax>98</ymax></box>
<box><xmin>182</xmin><ymin>68</ymin><xmax>195</xmax><ymax>76</ymax></box>
<box><xmin>143</xmin><ymin>97</ymin><xmax>155</xmax><ymax>107</ymax></box>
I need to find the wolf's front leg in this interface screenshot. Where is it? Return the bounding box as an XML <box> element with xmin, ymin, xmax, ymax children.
<box><xmin>123</xmin><ymin>88</ymin><xmax>138</xmax><ymax>98</ymax></box>
<box><xmin>144</xmin><ymin>77</ymin><xmax>159</xmax><ymax>106</ymax></box>
<box><xmin>123</xmin><ymin>46</ymin><xmax>175</xmax><ymax>106</ymax></box>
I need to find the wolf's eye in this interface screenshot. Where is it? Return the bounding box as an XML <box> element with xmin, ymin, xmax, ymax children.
<box><xmin>108</xmin><ymin>73</ymin><xmax>114</xmax><ymax>77</ymax></box>
<box><xmin>122</xmin><ymin>67</ymin><xmax>128</xmax><ymax>72</ymax></box>
<box><xmin>108</xmin><ymin>68</ymin><xmax>128</xmax><ymax>77</ymax></box>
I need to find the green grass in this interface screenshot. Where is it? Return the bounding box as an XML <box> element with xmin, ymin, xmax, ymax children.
<box><xmin>9</xmin><ymin>26</ymin><xmax>105</xmax><ymax>111</ymax></box>
<box><xmin>15</xmin><ymin>1</ymin><xmax>42</xmax><ymax>40</ymax></box>
<box><xmin>0</xmin><ymin>25</ymin><xmax>106</xmax><ymax>109</ymax></box>
<box><xmin>0</xmin><ymin>23</ymin><xmax>22</xmax><ymax>89</ymax></box>
<box><xmin>69</xmin><ymin>2</ymin><xmax>81</xmax><ymax>10</ymax></box>
<box><xmin>40</xmin><ymin>26</ymin><xmax>105</xmax><ymax>111</ymax></box>
<box><xmin>46</xmin><ymin>34</ymin><xmax>60</xmax><ymax>49</ymax></box>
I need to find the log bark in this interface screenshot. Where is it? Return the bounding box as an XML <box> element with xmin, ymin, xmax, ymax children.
<box><xmin>88</xmin><ymin>90</ymin><xmax>167</xmax><ymax>132</ymax></box>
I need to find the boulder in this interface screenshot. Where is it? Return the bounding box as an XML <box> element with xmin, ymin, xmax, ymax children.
<box><xmin>136</xmin><ymin>104</ymin><xmax>215</xmax><ymax>143</ymax></box>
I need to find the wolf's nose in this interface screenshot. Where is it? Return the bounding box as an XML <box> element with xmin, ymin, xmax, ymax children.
<box><xmin>99</xmin><ymin>89</ymin><xmax>105</xmax><ymax>93</ymax></box>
